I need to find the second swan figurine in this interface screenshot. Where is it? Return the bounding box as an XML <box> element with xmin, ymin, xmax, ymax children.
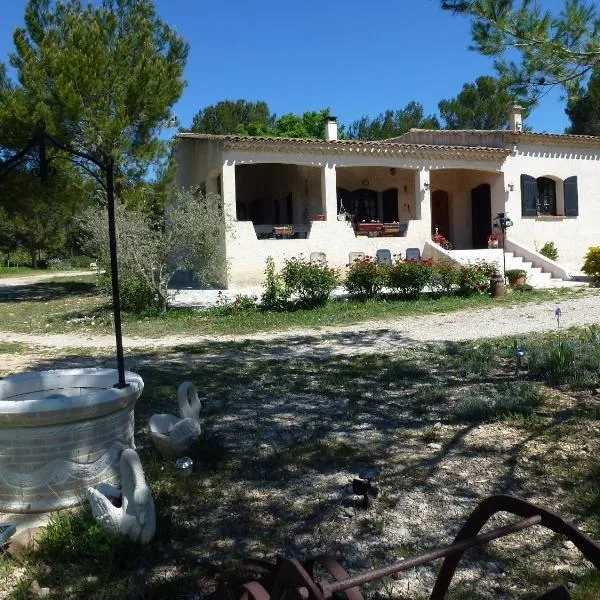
<box><xmin>149</xmin><ymin>381</ymin><xmax>202</xmax><ymax>458</ymax></box>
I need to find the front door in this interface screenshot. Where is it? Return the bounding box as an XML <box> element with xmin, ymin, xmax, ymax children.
<box><xmin>431</xmin><ymin>190</ymin><xmax>450</xmax><ymax>239</ymax></box>
<box><xmin>471</xmin><ymin>184</ymin><xmax>492</xmax><ymax>249</ymax></box>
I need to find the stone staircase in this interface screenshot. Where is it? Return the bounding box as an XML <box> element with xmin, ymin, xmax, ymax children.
<box><xmin>503</xmin><ymin>252</ymin><xmax>582</xmax><ymax>288</ymax></box>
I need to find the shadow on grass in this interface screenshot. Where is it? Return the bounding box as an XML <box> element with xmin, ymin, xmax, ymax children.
<box><xmin>4</xmin><ymin>335</ymin><xmax>598</xmax><ymax>599</ymax></box>
<box><xmin>0</xmin><ymin>279</ymin><xmax>98</xmax><ymax>303</ymax></box>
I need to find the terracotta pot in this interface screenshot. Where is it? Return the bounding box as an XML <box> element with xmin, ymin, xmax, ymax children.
<box><xmin>508</xmin><ymin>275</ymin><xmax>526</xmax><ymax>288</ymax></box>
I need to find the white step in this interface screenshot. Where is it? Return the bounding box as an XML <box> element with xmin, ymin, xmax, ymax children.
<box><xmin>502</xmin><ymin>251</ymin><xmax>584</xmax><ymax>289</ymax></box>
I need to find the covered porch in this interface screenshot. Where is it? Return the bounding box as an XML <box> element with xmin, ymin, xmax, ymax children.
<box><xmin>429</xmin><ymin>169</ymin><xmax>506</xmax><ymax>250</ymax></box>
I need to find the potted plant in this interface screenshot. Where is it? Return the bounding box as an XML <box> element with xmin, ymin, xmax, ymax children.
<box><xmin>487</xmin><ymin>234</ymin><xmax>499</xmax><ymax>249</ymax></box>
<box><xmin>505</xmin><ymin>268</ymin><xmax>527</xmax><ymax>287</ymax></box>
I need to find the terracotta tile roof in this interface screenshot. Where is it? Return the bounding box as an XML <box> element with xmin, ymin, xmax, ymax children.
<box><xmin>387</xmin><ymin>128</ymin><xmax>600</xmax><ymax>149</ymax></box>
<box><xmin>176</xmin><ymin>132</ymin><xmax>512</xmax><ymax>160</ymax></box>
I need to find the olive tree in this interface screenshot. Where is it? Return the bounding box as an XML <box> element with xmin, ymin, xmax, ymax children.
<box><xmin>80</xmin><ymin>187</ymin><xmax>227</xmax><ymax>313</ymax></box>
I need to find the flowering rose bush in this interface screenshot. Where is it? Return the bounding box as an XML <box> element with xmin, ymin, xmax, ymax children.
<box><xmin>387</xmin><ymin>257</ymin><xmax>433</xmax><ymax>297</ymax></box>
<box><xmin>344</xmin><ymin>256</ymin><xmax>387</xmax><ymax>299</ymax></box>
<box><xmin>456</xmin><ymin>261</ymin><xmax>496</xmax><ymax>296</ymax></box>
<box><xmin>281</xmin><ymin>256</ymin><xmax>339</xmax><ymax>307</ymax></box>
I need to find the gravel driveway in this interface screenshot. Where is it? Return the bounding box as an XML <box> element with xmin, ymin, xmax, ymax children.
<box><xmin>0</xmin><ymin>294</ymin><xmax>597</xmax><ymax>354</ymax></box>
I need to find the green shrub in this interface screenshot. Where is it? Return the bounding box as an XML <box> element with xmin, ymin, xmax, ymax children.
<box><xmin>344</xmin><ymin>256</ymin><xmax>386</xmax><ymax>299</ymax></box>
<box><xmin>457</xmin><ymin>261</ymin><xmax>496</xmax><ymax>296</ymax></box>
<box><xmin>524</xmin><ymin>328</ymin><xmax>600</xmax><ymax>387</ymax></box>
<box><xmin>454</xmin><ymin>382</ymin><xmax>543</xmax><ymax>423</ymax></box>
<box><xmin>281</xmin><ymin>256</ymin><xmax>339</xmax><ymax>307</ymax></box>
<box><xmin>514</xmin><ymin>283</ymin><xmax>534</xmax><ymax>292</ymax></box>
<box><xmin>539</xmin><ymin>241</ymin><xmax>559</xmax><ymax>261</ymax></box>
<box><xmin>100</xmin><ymin>268</ymin><xmax>157</xmax><ymax>313</ymax></box>
<box><xmin>455</xmin><ymin>343</ymin><xmax>494</xmax><ymax>376</ymax></box>
<box><xmin>387</xmin><ymin>258</ymin><xmax>433</xmax><ymax>297</ymax></box>
<box><xmin>582</xmin><ymin>246</ymin><xmax>600</xmax><ymax>284</ymax></box>
<box><xmin>71</xmin><ymin>255</ymin><xmax>95</xmax><ymax>268</ymax></box>
<box><xmin>430</xmin><ymin>260</ymin><xmax>459</xmax><ymax>295</ymax></box>
<box><xmin>260</xmin><ymin>256</ymin><xmax>289</xmax><ymax>311</ymax></box>
<box><xmin>505</xmin><ymin>268</ymin><xmax>527</xmax><ymax>279</ymax></box>
<box><xmin>211</xmin><ymin>292</ymin><xmax>258</xmax><ymax>316</ymax></box>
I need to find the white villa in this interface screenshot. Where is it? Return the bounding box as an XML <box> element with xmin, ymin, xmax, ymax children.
<box><xmin>174</xmin><ymin>107</ymin><xmax>599</xmax><ymax>288</ymax></box>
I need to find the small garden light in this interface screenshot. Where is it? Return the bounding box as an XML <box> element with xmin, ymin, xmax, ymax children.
<box><xmin>175</xmin><ymin>456</ymin><xmax>194</xmax><ymax>499</ymax></box>
<box><xmin>515</xmin><ymin>347</ymin><xmax>525</xmax><ymax>374</ymax></box>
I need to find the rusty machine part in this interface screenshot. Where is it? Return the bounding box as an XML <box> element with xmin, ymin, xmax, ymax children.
<box><xmin>208</xmin><ymin>494</ymin><xmax>600</xmax><ymax>600</ymax></box>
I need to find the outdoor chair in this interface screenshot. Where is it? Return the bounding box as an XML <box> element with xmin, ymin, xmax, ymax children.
<box><xmin>348</xmin><ymin>252</ymin><xmax>365</xmax><ymax>264</ymax></box>
<box><xmin>310</xmin><ymin>252</ymin><xmax>326</xmax><ymax>265</ymax></box>
<box><xmin>405</xmin><ymin>247</ymin><xmax>422</xmax><ymax>261</ymax></box>
<box><xmin>375</xmin><ymin>249</ymin><xmax>392</xmax><ymax>264</ymax></box>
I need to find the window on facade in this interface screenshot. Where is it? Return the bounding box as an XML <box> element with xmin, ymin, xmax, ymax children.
<box><xmin>537</xmin><ymin>177</ymin><xmax>556</xmax><ymax>215</ymax></box>
<box><xmin>337</xmin><ymin>187</ymin><xmax>398</xmax><ymax>222</ymax></box>
<box><xmin>521</xmin><ymin>174</ymin><xmax>578</xmax><ymax>217</ymax></box>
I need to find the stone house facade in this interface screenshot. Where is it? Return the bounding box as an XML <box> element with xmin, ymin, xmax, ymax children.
<box><xmin>174</xmin><ymin>108</ymin><xmax>599</xmax><ymax>288</ymax></box>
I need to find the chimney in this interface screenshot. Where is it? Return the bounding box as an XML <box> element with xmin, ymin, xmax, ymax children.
<box><xmin>325</xmin><ymin>116</ymin><xmax>338</xmax><ymax>141</ymax></box>
<box><xmin>509</xmin><ymin>105</ymin><xmax>523</xmax><ymax>132</ymax></box>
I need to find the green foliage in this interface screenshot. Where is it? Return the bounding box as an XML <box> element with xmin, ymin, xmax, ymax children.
<box><xmin>566</xmin><ymin>64</ymin><xmax>600</xmax><ymax>135</ymax></box>
<box><xmin>80</xmin><ymin>187</ymin><xmax>226</xmax><ymax>313</ymax></box>
<box><xmin>37</xmin><ymin>508</ymin><xmax>133</xmax><ymax>566</ymax></box>
<box><xmin>260</xmin><ymin>256</ymin><xmax>289</xmax><ymax>311</ymax></box>
<box><xmin>457</xmin><ymin>261</ymin><xmax>496</xmax><ymax>296</ymax></box>
<box><xmin>387</xmin><ymin>258</ymin><xmax>433</xmax><ymax>298</ymax></box>
<box><xmin>211</xmin><ymin>292</ymin><xmax>258</xmax><ymax>316</ymax></box>
<box><xmin>281</xmin><ymin>256</ymin><xmax>339</xmax><ymax>307</ymax></box>
<box><xmin>582</xmin><ymin>246</ymin><xmax>600</xmax><ymax>283</ymax></box>
<box><xmin>189</xmin><ymin>102</ymin><xmax>331</xmax><ymax>139</ymax></box>
<box><xmin>454</xmin><ymin>382</ymin><xmax>543</xmax><ymax>423</ymax></box>
<box><xmin>539</xmin><ymin>241</ymin><xmax>559</xmax><ymax>261</ymax></box>
<box><xmin>524</xmin><ymin>327</ymin><xmax>600</xmax><ymax>386</ymax></box>
<box><xmin>430</xmin><ymin>260</ymin><xmax>459</xmax><ymax>295</ymax></box>
<box><xmin>344</xmin><ymin>256</ymin><xmax>387</xmax><ymax>299</ymax></box>
<box><xmin>4</xmin><ymin>0</ymin><xmax>188</xmax><ymax>179</ymax></box>
<box><xmin>346</xmin><ymin>101</ymin><xmax>440</xmax><ymax>140</ymax></box>
<box><xmin>454</xmin><ymin>343</ymin><xmax>494</xmax><ymax>376</ymax></box>
<box><xmin>274</xmin><ymin>109</ymin><xmax>331</xmax><ymax>139</ymax></box>
<box><xmin>505</xmin><ymin>269</ymin><xmax>527</xmax><ymax>279</ymax></box>
<box><xmin>441</xmin><ymin>0</ymin><xmax>600</xmax><ymax>96</ymax></box>
<box><xmin>190</xmin><ymin>99</ymin><xmax>275</xmax><ymax>135</ymax></box>
<box><xmin>439</xmin><ymin>75</ymin><xmax>531</xmax><ymax>129</ymax></box>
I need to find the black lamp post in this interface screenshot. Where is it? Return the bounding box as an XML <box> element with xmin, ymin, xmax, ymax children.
<box><xmin>0</xmin><ymin>122</ymin><xmax>126</xmax><ymax>388</ymax></box>
<box><xmin>493</xmin><ymin>212</ymin><xmax>514</xmax><ymax>281</ymax></box>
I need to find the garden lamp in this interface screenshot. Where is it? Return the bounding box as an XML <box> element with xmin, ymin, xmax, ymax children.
<box><xmin>493</xmin><ymin>212</ymin><xmax>514</xmax><ymax>280</ymax></box>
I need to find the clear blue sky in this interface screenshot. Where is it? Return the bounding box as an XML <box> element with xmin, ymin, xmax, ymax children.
<box><xmin>0</xmin><ymin>0</ymin><xmax>571</xmax><ymax>133</ymax></box>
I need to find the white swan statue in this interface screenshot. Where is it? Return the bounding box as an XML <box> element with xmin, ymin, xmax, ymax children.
<box><xmin>148</xmin><ymin>381</ymin><xmax>202</xmax><ymax>459</ymax></box>
<box><xmin>86</xmin><ymin>448</ymin><xmax>156</xmax><ymax>544</ymax></box>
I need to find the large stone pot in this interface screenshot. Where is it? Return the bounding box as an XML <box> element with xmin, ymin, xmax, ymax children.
<box><xmin>0</xmin><ymin>368</ymin><xmax>143</xmax><ymax>513</ymax></box>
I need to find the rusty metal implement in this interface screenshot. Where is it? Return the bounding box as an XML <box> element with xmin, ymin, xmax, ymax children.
<box><xmin>208</xmin><ymin>494</ymin><xmax>600</xmax><ymax>600</ymax></box>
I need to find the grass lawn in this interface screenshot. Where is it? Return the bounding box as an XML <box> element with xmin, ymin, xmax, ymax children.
<box><xmin>0</xmin><ymin>275</ymin><xmax>595</xmax><ymax>337</ymax></box>
<box><xmin>0</xmin><ymin>266</ymin><xmax>36</xmax><ymax>278</ymax></box>
<box><xmin>0</xmin><ymin>328</ymin><xmax>599</xmax><ymax>598</ymax></box>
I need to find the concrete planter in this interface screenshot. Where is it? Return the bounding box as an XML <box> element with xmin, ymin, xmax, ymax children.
<box><xmin>0</xmin><ymin>368</ymin><xmax>143</xmax><ymax>513</ymax></box>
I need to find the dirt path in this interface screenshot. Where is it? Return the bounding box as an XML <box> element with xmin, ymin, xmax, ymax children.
<box><xmin>0</xmin><ymin>294</ymin><xmax>598</xmax><ymax>354</ymax></box>
<box><xmin>0</xmin><ymin>270</ymin><xmax>96</xmax><ymax>287</ymax></box>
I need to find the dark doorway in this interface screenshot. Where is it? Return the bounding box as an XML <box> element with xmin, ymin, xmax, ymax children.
<box><xmin>382</xmin><ymin>188</ymin><xmax>399</xmax><ymax>222</ymax></box>
<box><xmin>431</xmin><ymin>190</ymin><xmax>450</xmax><ymax>238</ymax></box>
<box><xmin>471</xmin><ymin>184</ymin><xmax>492</xmax><ymax>249</ymax></box>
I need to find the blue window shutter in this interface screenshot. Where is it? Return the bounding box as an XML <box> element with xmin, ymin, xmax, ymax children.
<box><xmin>564</xmin><ymin>176</ymin><xmax>579</xmax><ymax>216</ymax></box>
<box><xmin>521</xmin><ymin>174</ymin><xmax>537</xmax><ymax>217</ymax></box>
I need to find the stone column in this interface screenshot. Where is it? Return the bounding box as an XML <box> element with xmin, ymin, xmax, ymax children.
<box><xmin>221</xmin><ymin>160</ymin><xmax>237</xmax><ymax>222</ymax></box>
<box><xmin>321</xmin><ymin>162</ymin><xmax>337</xmax><ymax>220</ymax></box>
<box><xmin>414</xmin><ymin>167</ymin><xmax>432</xmax><ymax>234</ymax></box>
